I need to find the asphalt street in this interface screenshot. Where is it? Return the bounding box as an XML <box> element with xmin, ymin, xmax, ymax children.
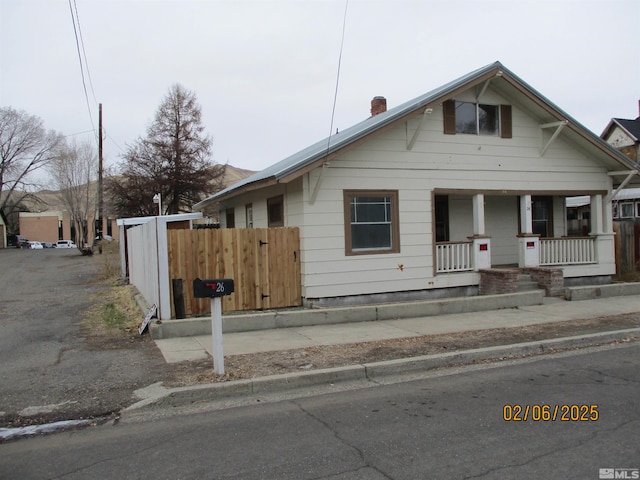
<box><xmin>0</xmin><ymin>247</ymin><xmax>169</xmax><ymax>427</ymax></box>
<box><xmin>1</xmin><ymin>342</ymin><xmax>638</xmax><ymax>480</ymax></box>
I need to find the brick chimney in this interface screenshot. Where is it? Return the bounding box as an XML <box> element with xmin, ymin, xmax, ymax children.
<box><xmin>370</xmin><ymin>96</ymin><xmax>387</xmax><ymax>117</ymax></box>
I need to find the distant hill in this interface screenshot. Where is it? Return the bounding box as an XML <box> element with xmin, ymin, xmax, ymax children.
<box><xmin>222</xmin><ymin>164</ymin><xmax>255</xmax><ymax>187</ymax></box>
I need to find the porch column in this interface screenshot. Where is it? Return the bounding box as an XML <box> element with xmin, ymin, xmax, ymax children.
<box><xmin>519</xmin><ymin>194</ymin><xmax>532</xmax><ymax>234</ymax></box>
<box><xmin>590</xmin><ymin>194</ymin><xmax>604</xmax><ymax>235</ymax></box>
<box><xmin>470</xmin><ymin>193</ymin><xmax>491</xmax><ymax>270</ymax></box>
<box><xmin>592</xmin><ymin>193</ymin><xmax>615</xmax><ymax>272</ymax></box>
<box><xmin>472</xmin><ymin>194</ymin><xmax>485</xmax><ymax>235</ymax></box>
<box><xmin>518</xmin><ymin>194</ymin><xmax>539</xmax><ymax>267</ymax></box>
<box><xmin>602</xmin><ymin>194</ymin><xmax>613</xmax><ymax>234</ymax></box>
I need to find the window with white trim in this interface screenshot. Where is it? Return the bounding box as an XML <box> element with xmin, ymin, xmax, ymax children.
<box><xmin>443</xmin><ymin>99</ymin><xmax>512</xmax><ymax>138</ymax></box>
<box><xmin>455</xmin><ymin>102</ymin><xmax>498</xmax><ymax>135</ymax></box>
<box><xmin>620</xmin><ymin>202</ymin><xmax>634</xmax><ymax>218</ymax></box>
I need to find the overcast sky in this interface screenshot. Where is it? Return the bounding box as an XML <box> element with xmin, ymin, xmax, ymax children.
<box><xmin>1</xmin><ymin>0</ymin><xmax>639</xmax><ymax>176</ymax></box>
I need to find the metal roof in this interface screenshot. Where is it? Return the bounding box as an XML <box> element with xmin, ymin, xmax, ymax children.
<box><xmin>194</xmin><ymin>61</ymin><xmax>639</xmax><ymax>209</ymax></box>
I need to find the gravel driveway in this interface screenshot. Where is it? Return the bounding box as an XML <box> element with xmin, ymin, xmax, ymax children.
<box><xmin>0</xmin><ymin>247</ymin><xmax>169</xmax><ymax>428</ymax></box>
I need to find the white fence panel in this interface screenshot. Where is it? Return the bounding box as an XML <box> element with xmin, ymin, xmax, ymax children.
<box><xmin>127</xmin><ymin>218</ymin><xmax>159</xmax><ymax>311</ymax></box>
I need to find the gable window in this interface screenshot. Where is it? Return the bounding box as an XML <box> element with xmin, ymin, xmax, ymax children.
<box><xmin>267</xmin><ymin>195</ymin><xmax>284</xmax><ymax>227</ymax></box>
<box><xmin>344</xmin><ymin>190</ymin><xmax>400</xmax><ymax>255</ymax></box>
<box><xmin>443</xmin><ymin>99</ymin><xmax>512</xmax><ymax>138</ymax></box>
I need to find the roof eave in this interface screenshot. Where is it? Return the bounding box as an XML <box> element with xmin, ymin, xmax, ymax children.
<box><xmin>193</xmin><ymin>177</ymin><xmax>279</xmax><ymax>210</ymax></box>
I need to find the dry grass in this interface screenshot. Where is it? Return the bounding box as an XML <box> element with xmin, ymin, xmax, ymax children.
<box><xmin>95</xmin><ymin>240</ymin><xmax>123</xmax><ymax>284</ymax></box>
<box><xmin>82</xmin><ymin>283</ymin><xmax>141</xmax><ymax>336</ymax></box>
<box><xmin>82</xmin><ymin>242</ymin><xmax>142</xmax><ymax>337</ymax></box>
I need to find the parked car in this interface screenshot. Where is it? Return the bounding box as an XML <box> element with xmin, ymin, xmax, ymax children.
<box><xmin>56</xmin><ymin>240</ymin><xmax>77</xmax><ymax>249</ymax></box>
<box><xmin>42</xmin><ymin>242</ymin><xmax>54</xmax><ymax>248</ymax></box>
<box><xmin>19</xmin><ymin>239</ymin><xmax>31</xmax><ymax>249</ymax></box>
<box><xmin>7</xmin><ymin>234</ymin><xmax>27</xmax><ymax>247</ymax></box>
<box><xmin>28</xmin><ymin>241</ymin><xmax>44</xmax><ymax>249</ymax></box>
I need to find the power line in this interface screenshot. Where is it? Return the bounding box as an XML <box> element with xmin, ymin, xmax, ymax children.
<box><xmin>325</xmin><ymin>0</ymin><xmax>349</xmax><ymax>157</ymax></box>
<box><xmin>72</xmin><ymin>0</ymin><xmax>98</xmax><ymax>106</ymax></box>
<box><xmin>104</xmin><ymin>129</ymin><xmax>127</xmax><ymax>154</ymax></box>
<box><xmin>68</xmin><ymin>0</ymin><xmax>97</xmax><ymax>144</ymax></box>
<box><xmin>64</xmin><ymin>129</ymin><xmax>96</xmax><ymax>138</ymax></box>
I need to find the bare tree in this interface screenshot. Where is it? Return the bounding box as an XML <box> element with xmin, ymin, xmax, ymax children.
<box><xmin>106</xmin><ymin>84</ymin><xmax>224</xmax><ymax>217</ymax></box>
<box><xmin>0</xmin><ymin>107</ymin><xmax>64</xmax><ymax>211</ymax></box>
<box><xmin>49</xmin><ymin>139</ymin><xmax>98</xmax><ymax>249</ymax></box>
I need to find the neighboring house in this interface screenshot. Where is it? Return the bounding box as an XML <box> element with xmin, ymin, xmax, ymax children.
<box><xmin>566</xmin><ymin>103</ymin><xmax>640</xmax><ymax>230</ymax></box>
<box><xmin>194</xmin><ymin>61</ymin><xmax>639</xmax><ymax>307</ymax></box>
<box><xmin>0</xmin><ymin>208</ymin><xmax>8</xmax><ymax>248</ymax></box>
<box><xmin>607</xmin><ymin>188</ymin><xmax>640</xmax><ymax>221</ymax></box>
<box><xmin>601</xmin><ymin>105</ymin><xmax>640</xmax><ymax>162</ymax></box>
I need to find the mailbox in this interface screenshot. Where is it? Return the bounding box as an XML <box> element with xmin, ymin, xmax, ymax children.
<box><xmin>193</xmin><ymin>278</ymin><xmax>234</xmax><ymax>298</ymax></box>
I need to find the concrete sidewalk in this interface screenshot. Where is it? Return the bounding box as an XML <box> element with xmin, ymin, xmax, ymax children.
<box><xmin>154</xmin><ymin>295</ymin><xmax>640</xmax><ymax>364</ymax></box>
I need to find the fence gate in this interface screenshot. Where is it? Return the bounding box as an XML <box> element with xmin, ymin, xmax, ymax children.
<box><xmin>167</xmin><ymin>227</ymin><xmax>301</xmax><ymax>317</ymax></box>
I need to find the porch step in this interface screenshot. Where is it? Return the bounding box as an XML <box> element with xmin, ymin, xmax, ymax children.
<box><xmin>517</xmin><ymin>273</ymin><xmax>540</xmax><ymax>292</ymax></box>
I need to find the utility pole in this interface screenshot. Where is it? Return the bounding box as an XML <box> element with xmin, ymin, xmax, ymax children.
<box><xmin>98</xmin><ymin>103</ymin><xmax>103</xmax><ymax>253</ymax></box>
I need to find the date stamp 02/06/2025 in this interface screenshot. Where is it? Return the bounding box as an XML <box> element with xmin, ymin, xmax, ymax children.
<box><xmin>502</xmin><ymin>404</ymin><xmax>599</xmax><ymax>422</ymax></box>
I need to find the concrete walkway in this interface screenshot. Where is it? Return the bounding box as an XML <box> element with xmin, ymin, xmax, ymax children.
<box><xmin>154</xmin><ymin>295</ymin><xmax>640</xmax><ymax>363</ymax></box>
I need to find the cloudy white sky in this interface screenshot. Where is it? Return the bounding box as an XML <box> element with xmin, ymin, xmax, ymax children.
<box><xmin>1</xmin><ymin>0</ymin><xmax>639</xmax><ymax>175</ymax></box>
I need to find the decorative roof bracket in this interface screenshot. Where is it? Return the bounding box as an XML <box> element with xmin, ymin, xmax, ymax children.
<box><xmin>539</xmin><ymin>120</ymin><xmax>568</xmax><ymax>157</ymax></box>
<box><xmin>309</xmin><ymin>162</ymin><xmax>329</xmax><ymax>204</ymax></box>
<box><xmin>476</xmin><ymin>71</ymin><xmax>502</xmax><ymax>102</ymax></box>
<box><xmin>607</xmin><ymin>170</ymin><xmax>639</xmax><ymax>200</ymax></box>
<box><xmin>406</xmin><ymin>107</ymin><xmax>433</xmax><ymax>151</ymax></box>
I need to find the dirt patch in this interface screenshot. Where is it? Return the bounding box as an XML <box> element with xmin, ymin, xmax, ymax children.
<box><xmin>162</xmin><ymin>314</ymin><xmax>640</xmax><ymax>387</ymax></box>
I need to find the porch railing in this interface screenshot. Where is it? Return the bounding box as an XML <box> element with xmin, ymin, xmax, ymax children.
<box><xmin>436</xmin><ymin>242</ymin><xmax>473</xmax><ymax>273</ymax></box>
<box><xmin>539</xmin><ymin>237</ymin><xmax>596</xmax><ymax>266</ymax></box>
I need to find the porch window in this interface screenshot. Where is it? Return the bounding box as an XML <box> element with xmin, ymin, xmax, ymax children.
<box><xmin>435</xmin><ymin>195</ymin><xmax>449</xmax><ymax>242</ymax></box>
<box><xmin>267</xmin><ymin>195</ymin><xmax>284</xmax><ymax>227</ymax></box>
<box><xmin>531</xmin><ymin>196</ymin><xmax>554</xmax><ymax>237</ymax></box>
<box><xmin>344</xmin><ymin>190</ymin><xmax>400</xmax><ymax>255</ymax></box>
<box><xmin>443</xmin><ymin>100</ymin><xmax>512</xmax><ymax>138</ymax></box>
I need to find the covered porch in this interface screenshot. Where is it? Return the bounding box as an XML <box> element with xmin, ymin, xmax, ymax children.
<box><xmin>434</xmin><ymin>192</ymin><xmax>615</xmax><ymax>280</ymax></box>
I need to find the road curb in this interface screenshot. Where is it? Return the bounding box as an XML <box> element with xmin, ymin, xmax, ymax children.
<box><xmin>124</xmin><ymin>327</ymin><xmax>640</xmax><ymax>413</ymax></box>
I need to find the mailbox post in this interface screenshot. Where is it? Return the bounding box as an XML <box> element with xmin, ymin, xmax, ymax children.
<box><xmin>193</xmin><ymin>278</ymin><xmax>234</xmax><ymax>375</ymax></box>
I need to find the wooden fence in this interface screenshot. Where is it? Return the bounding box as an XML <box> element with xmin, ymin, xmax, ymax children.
<box><xmin>613</xmin><ymin>220</ymin><xmax>638</xmax><ymax>276</ymax></box>
<box><xmin>167</xmin><ymin>227</ymin><xmax>301</xmax><ymax>316</ymax></box>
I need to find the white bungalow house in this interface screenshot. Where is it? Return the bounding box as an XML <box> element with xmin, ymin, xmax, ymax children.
<box><xmin>194</xmin><ymin>61</ymin><xmax>640</xmax><ymax>307</ymax></box>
